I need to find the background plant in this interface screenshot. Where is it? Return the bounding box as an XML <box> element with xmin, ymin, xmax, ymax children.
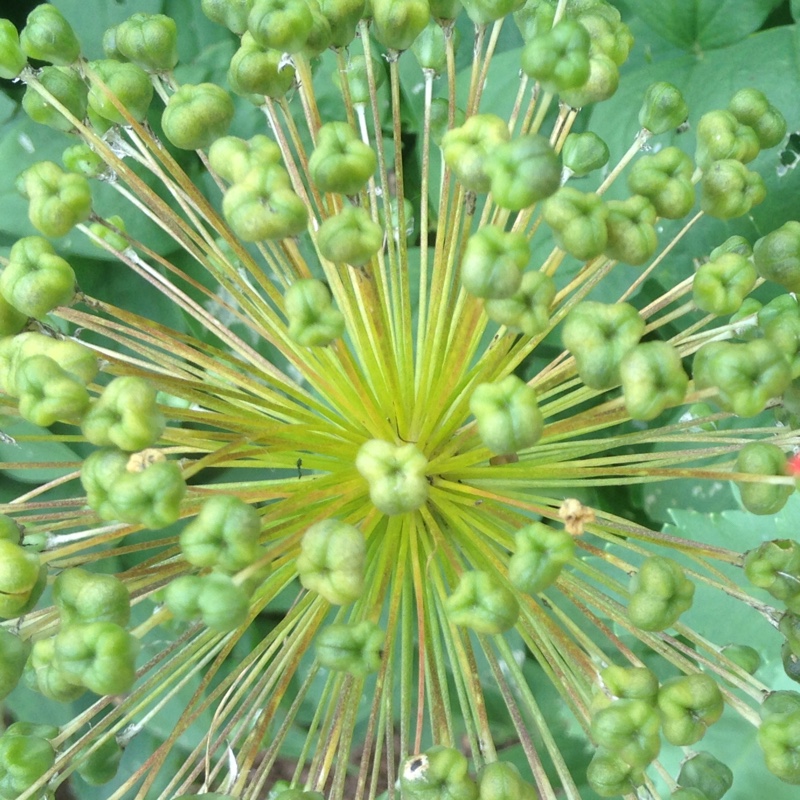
<box><xmin>1</xmin><ymin>1</ymin><xmax>800</xmax><ymax>799</ymax></box>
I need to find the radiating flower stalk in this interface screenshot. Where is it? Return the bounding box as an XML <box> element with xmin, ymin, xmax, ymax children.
<box><xmin>1</xmin><ymin>1</ymin><xmax>800</xmax><ymax>798</ymax></box>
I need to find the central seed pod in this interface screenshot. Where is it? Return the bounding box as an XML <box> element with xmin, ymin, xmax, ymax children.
<box><xmin>355</xmin><ymin>439</ymin><xmax>429</xmax><ymax>515</ymax></box>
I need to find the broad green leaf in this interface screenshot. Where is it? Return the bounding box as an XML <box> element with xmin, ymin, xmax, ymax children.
<box><xmin>0</xmin><ymin>93</ymin><xmax>15</xmax><ymax>127</ymax></box>
<box><xmin>0</xmin><ymin>417</ymin><xmax>80</xmax><ymax>484</ymax></box>
<box><xmin>631</xmin><ymin>0</ymin><xmax>783</xmax><ymax>51</ymax></box>
<box><xmin>794</xmin><ymin>0</ymin><xmax>800</xmax><ymax>21</ymax></box>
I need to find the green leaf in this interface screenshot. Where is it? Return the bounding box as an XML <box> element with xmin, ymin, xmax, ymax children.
<box><xmin>0</xmin><ymin>417</ymin><xmax>80</xmax><ymax>484</ymax></box>
<box><xmin>793</xmin><ymin>0</ymin><xmax>800</xmax><ymax>22</ymax></box>
<box><xmin>630</xmin><ymin>0</ymin><xmax>784</xmax><ymax>51</ymax></box>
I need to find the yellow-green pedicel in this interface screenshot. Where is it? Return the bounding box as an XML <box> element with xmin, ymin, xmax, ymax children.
<box><xmin>1</xmin><ymin>1</ymin><xmax>800</xmax><ymax>799</ymax></box>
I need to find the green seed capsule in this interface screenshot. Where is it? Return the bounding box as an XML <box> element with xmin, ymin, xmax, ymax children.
<box><xmin>657</xmin><ymin>673</ymin><xmax>724</xmax><ymax>746</ymax></box>
<box><xmin>63</xmin><ymin>144</ymin><xmax>107</xmax><ymax>179</ymax></box>
<box><xmin>542</xmin><ymin>187</ymin><xmax>608</xmax><ymax>260</ymax></box>
<box><xmin>87</xmin><ymin>59</ymin><xmax>154</xmax><ymax>124</ymax></box>
<box><xmin>627</xmin><ymin>146</ymin><xmax>695</xmax><ymax>220</ymax></box>
<box><xmin>20</xmin><ymin>3</ymin><xmax>80</xmax><ymax>65</ymax></box>
<box><xmin>18</xmin><ymin>161</ymin><xmax>92</xmax><ymax>238</ymax></box>
<box><xmin>562</xmin><ymin>301</ymin><xmax>645</xmax><ymax>391</ymax></box>
<box><xmin>223</xmin><ymin>165</ymin><xmax>308</xmax><ymax>241</ymax></box>
<box><xmin>16</xmin><ymin>354</ymin><xmax>91</xmax><ymax>426</ymax></box>
<box><xmin>309</xmin><ymin>122</ymin><xmax>377</xmax><ymax>195</ymax></box>
<box><xmin>508</xmin><ymin>522</ymin><xmax>574</xmax><ymax>594</ymax></box>
<box><xmin>0</xmin><ymin>19</ymin><xmax>27</xmax><ymax>79</ymax></box>
<box><xmin>477</xmin><ymin>761</ymin><xmax>536</xmax><ymax>800</ymax></box>
<box><xmin>54</xmin><ymin>621</ymin><xmax>139</xmax><ymax>695</ymax></box>
<box><xmin>461</xmin><ymin>225</ymin><xmax>529</xmax><ymax>300</ymax></box>
<box><xmin>735</xmin><ymin>442</ymin><xmax>792</xmax><ymax>516</ymax></box>
<box><xmin>598</xmin><ymin>665</ymin><xmax>659</xmax><ymax>706</ymax></box>
<box><xmin>371</xmin><ymin>0</ymin><xmax>429</xmax><ymax>51</ymax></box>
<box><xmin>638</xmin><ymin>81</ymin><xmax>688</xmax><ymax>135</ymax></box>
<box><xmin>163</xmin><ymin>574</ymin><xmax>204</xmax><ymax>622</ymax></box>
<box><xmin>197</xmin><ymin>573</ymin><xmax>251</xmax><ymax>631</ymax></box>
<box><xmin>627</xmin><ymin>555</ymin><xmax>694</xmax><ymax>632</ymax></box>
<box><xmin>303</xmin><ymin>3</ymin><xmax>334</xmax><ymax>58</ymax></box>
<box><xmin>442</xmin><ymin>114</ymin><xmax>511</xmax><ymax>194</ymax></box>
<box><xmin>315</xmin><ymin>620</ymin><xmax>384</xmax><ymax>675</ymax></box>
<box><xmin>400</xmin><ymin>746</ymin><xmax>478</xmax><ymax>800</ymax></box>
<box><xmin>201</xmin><ymin>0</ymin><xmax>253</xmax><ymax>34</ymax></box>
<box><xmin>513</xmin><ymin>0</ymin><xmax>554</xmax><ymax>42</ymax></box>
<box><xmin>317</xmin><ymin>205</ymin><xmax>383</xmax><ymax>266</ymax></box>
<box><xmin>484</xmin><ymin>134</ymin><xmax>561</xmax><ymax>211</ymax></box>
<box><xmin>412</xmin><ymin>19</ymin><xmax>459</xmax><ymax>74</ymax></box>
<box><xmin>445</xmin><ymin>570</ymin><xmax>520</xmax><ymax>634</ymax></box>
<box><xmin>754</xmin><ymin>220</ymin><xmax>800</xmax><ymax>293</ymax></box>
<box><xmin>209</xmin><ymin>134</ymin><xmax>282</xmax><ymax>185</ymax></box>
<box><xmin>693</xmin><ymin>252</ymin><xmax>757</xmax><ymax>316</ymax></box>
<box><xmin>462</xmin><ymin>0</ymin><xmax>526</xmax><ymax>25</ymax></box>
<box><xmin>591</xmin><ymin>699</ymin><xmax>661</xmax><ymax>768</ymax></box>
<box><xmin>0</xmin><ymin>331</ymin><xmax>98</xmax><ymax>398</ymax></box>
<box><xmin>693</xmin><ymin>338</ymin><xmax>790</xmax><ymax>418</ymax></box>
<box><xmin>0</xmin><ymin>514</ymin><xmax>22</xmax><ymax>545</ymax></box>
<box><xmin>105</xmin><ymin>453</ymin><xmax>187</xmax><ymax>529</ymax></box>
<box><xmin>695</xmin><ymin>109</ymin><xmax>760</xmax><ymax>170</ymax></box>
<box><xmin>700</xmin><ymin>159</ymin><xmax>766</xmax><ymax>220</ymax></box>
<box><xmin>758</xmin><ymin>707</ymin><xmax>800</xmax><ymax>784</ymax></box>
<box><xmin>318</xmin><ymin>0</ymin><xmax>365</xmax><ymax>47</ymax></box>
<box><xmin>720</xmin><ymin>643</ymin><xmax>761</xmax><ymax>675</ymax></box>
<box><xmin>76</xmin><ymin>735</ymin><xmax>124</xmax><ymax>786</ymax></box>
<box><xmin>355</xmin><ymin>438</ymin><xmax>429</xmax><ymax>515</ymax></box>
<box><xmin>761</xmin><ymin>690</ymin><xmax>800</xmax><ymax>720</ymax></box>
<box><xmin>248</xmin><ymin>0</ymin><xmax>313</xmax><ymax>53</ymax></box>
<box><xmin>0</xmin><ymin>629</ymin><xmax>29</xmax><ymax>701</ymax></box>
<box><xmin>82</xmin><ymin>376</ymin><xmax>165</xmax><ymax>452</ymax></box>
<box><xmin>728</xmin><ymin>87</ymin><xmax>787</xmax><ymax>149</ymax></box>
<box><xmin>22</xmin><ymin>65</ymin><xmax>88</xmax><ymax>132</ymax></box>
<box><xmin>586</xmin><ymin>747</ymin><xmax>644</xmax><ymax>798</ymax></box>
<box><xmin>80</xmin><ymin>447</ymin><xmax>131</xmax><ymax>521</ymax></box>
<box><xmin>0</xmin><ymin>236</ymin><xmax>75</xmax><ymax>320</ymax></box>
<box><xmin>53</xmin><ymin>567</ymin><xmax>131</xmax><ymax>626</ymax></box>
<box><xmin>284</xmin><ymin>278</ymin><xmax>345</xmax><ymax>346</ymax></box>
<box><xmin>521</xmin><ymin>19</ymin><xmax>591</xmax><ymax>95</ymax></box>
<box><xmin>484</xmin><ymin>270</ymin><xmax>555</xmax><ymax>337</ymax></box>
<box><xmin>25</xmin><ymin>637</ymin><xmax>85</xmax><ymax>702</ymax></box>
<box><xmin>162</xmin><ymin>83</ymin><xmax>235</xmax><ymax>150</ymax></box>
<box><xmin>0</xmin><ymin>730</ymin><xmax>56</xmax><ymax>799</ymax></box>
<box><xmin>470</xmin><ymin>375</ymin><xmax>544</xmax><ymax>455</ymax></box>
<box><xmin>297</xmin><ymin>518</ymin><xmax>365</xmax><ymax>605</ymax></box>
<box><xmin>180</xmin><ymin>495</ymin><xmax>262</xmax><ymax>573</ymax></box>
<box><xmin>0</xmin><ymin>294</ymin><xmax>26</xmax><ymax>337</ymax></box>
<box><xmin>603</xmin><ymin>195</ymin><xmax>658</xmax><ymax>266</ymax></box>
<box><xmin>228</xmin><ymin>33</ymin><xmax>296</xmax><ymax>101</ymax></box>
<box><xmin>619</xmin><ymin>341</ymin><xmax>688</xmax><ymax>421</ymax></box>
<box><xmin>561</xmin><ymin>131</ymin><xmax>609</xmax><ymax>178</ymax></box>
<box><xmin>744</xmin><ymin>539</ymin><xmax>800</xmax><ymax>605</ymax></box>
<box><xmin>677</xmin><ymin>751</ymin><xmax>733</xmax><ymax>800</ymax></box>
<box><xmin>112</xmin><ymin>13</ymin><xmax>179</xmax><ymax>73</ymax></box>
